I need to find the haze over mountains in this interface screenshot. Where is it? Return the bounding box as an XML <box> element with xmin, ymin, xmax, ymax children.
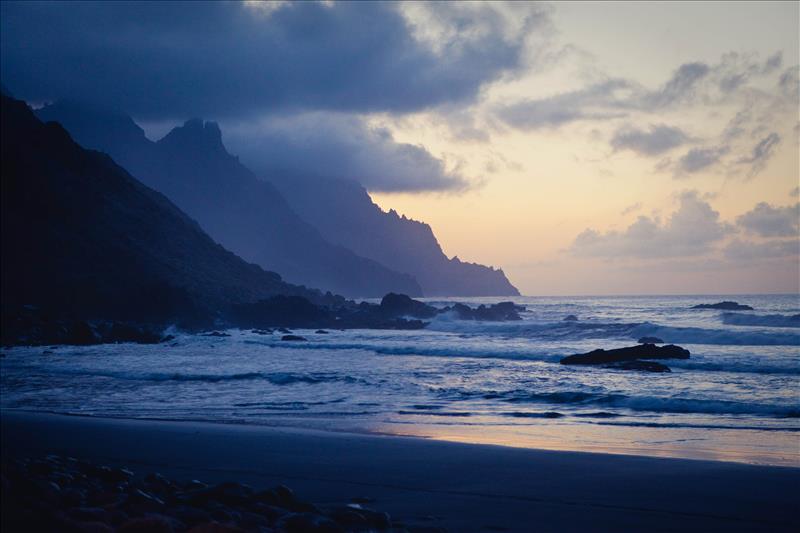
<box><xmin>37</xmin><ymin>100</ymin><xmax>519</xmax><ymax>298</ymax></box>
<box><xmin>270</xmin><ymin>174</ymin><xmax>519</xmax><ymax>296</ymax></box>
<box><xmin>1</xmin><ymin>94</ymin><xmax>332</xmax><ymax>328</ymax></box>
<box><xmin>36</xmin><ymin>101</ymin><xmax>421</xmax><ymax>298</ymax></box>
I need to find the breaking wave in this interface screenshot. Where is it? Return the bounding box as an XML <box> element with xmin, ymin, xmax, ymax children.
<box><xmin>630</xmin><ymin>323</ymin><xmax>800</xmax><ymax>346</ymax></box>
<box><xmin>436</xmin><ymin>388</ymin><xmax>800</xmax><ymax>417</ymax></box>
<box><xmin>36</xmin><ymin>368</ymin><xmax>364</xmax><ymax>385</ymax></box>
<box><xmin>720</xmin><ymin>313</ymin><xmax>800</xmax><ymax>328</ymax></box>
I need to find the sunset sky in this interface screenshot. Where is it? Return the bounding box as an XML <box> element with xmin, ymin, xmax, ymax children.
<box><xmin>2</xmin><ymin>1</ymin><xmax>798</xmax><ymax>295</ymax></box>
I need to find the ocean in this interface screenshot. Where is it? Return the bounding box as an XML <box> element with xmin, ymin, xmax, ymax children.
<box><xmin>2</xmin><ymin>294</ymin><xmax>798</xmax><ymax>466</ymax></box>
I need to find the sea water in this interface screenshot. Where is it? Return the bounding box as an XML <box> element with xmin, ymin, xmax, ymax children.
<box><xmin>2</xmin><ymin>294</ymin><xmax>798</xmax><ymax>466</ymax></box>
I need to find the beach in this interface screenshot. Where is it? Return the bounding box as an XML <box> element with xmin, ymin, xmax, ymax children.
<box><xmin>3</xmin><ymin>295</ymin><xmax>798</xmax><ymax>468</ymax></box>
<box><xmin>2</xmin><ymin>410</ymin><xmax>798</xmax><ymax>532</ymax></box>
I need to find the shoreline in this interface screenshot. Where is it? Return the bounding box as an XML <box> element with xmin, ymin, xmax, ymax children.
<box><xmin>2</xmin><ymin>410</ymin><xmax>799</xmax><ymax>532</ymax></box>
<box><xmin>4</xmin><ymin>406</ymin><xmax>798</xmax><ymax>468</ymax></box>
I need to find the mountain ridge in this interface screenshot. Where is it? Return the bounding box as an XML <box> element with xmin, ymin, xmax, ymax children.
<box><xmin>38</xmin><ymin>100</ymin><xmax>519</xmax><ymax>297</ymax></box>
<box><xmin>1</xmin><ymin>94</ymin><xmax>340</xmax><ymax>329</ymax></box>
<box><xmin>37</xmin><ymin>100</ymin><xmax>421</xmax><ymax>298</ymax></box>
<box><xmin>270</xmin><ymin>173</ymin><xmax>520</xmax><ymax>296</ymax></box>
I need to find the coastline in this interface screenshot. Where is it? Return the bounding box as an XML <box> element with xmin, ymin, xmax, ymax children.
<box><xmin>3</xmin><ymin>410</ymin><xmax>798</xmax><ymax>532</ymax></box>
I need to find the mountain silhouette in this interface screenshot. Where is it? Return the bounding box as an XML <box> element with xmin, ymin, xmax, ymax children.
<box><xmin>39</xmin><ymin>100</ymin><xmax>518</xmax><ymax>297</ymax></box>
<box><xmin>272</xmin><ymin>174</ymin><xmax>520</xmax><ymax>296</ymax></box>
<box><xmin>36</xmin><ymin>101</ymin><xmax>422</xmax><ymax>298</ymax></box>
<box><xmin>1</xmin><ymin>94</ymin><xmax>334</xmax><ymax>327</ymax></box>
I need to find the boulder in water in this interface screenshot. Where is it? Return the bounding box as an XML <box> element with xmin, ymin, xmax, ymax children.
<box><xmin>281</xmin><ymin>335</ymin><xmax>307</xmax><ymax>341</ymax></box>
<box><xmin>560</xmin><ymin>343</ymin><xmax>689</xmax><ymax>365</ymax></box>
<box><xmin>563</xmin><ymin>315</ymin><xmax>578</xmax><ymax>321</ymax></box>
<box><xmin>104</xmin><ymin>322</ymin><xmax>162</xmax><ymax>344</ymax></box>
<box><xmin>691</xmin><ymin>301</ymin><xmax>753</xmax><ymax>311</ymax></box>
<box><xmin>444</xmin><ymin>301</ymin><xmax>523</xmax><ymax>321</ymax></box>
<box><xmin>66</xmin><ymin>321</ymin><xmax>99</xmax><ymax>345</ymax></box>
<box><xmin>379</xmin><ymin>293</ymin><xmax>437</xmax><ymax>319</ymax></box>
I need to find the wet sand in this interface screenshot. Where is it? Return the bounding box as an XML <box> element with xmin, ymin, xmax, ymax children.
<box><xmin>2</xmin><ymin>411</ymin><xmax>798</xmax><ymax>532</ymax></box>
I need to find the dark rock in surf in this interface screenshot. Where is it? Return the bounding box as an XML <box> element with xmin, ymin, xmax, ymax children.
<box><xmin>379</xmin><ymin>293</ymin><xmax>437</xmax><ymax>319</ymax></box>
<box><xmin>637</xmin><ymin>336</ymin><xmax>664</xmax><ymax>344</ymax></box>
<box><xmin>67</xmin><ymin>321</ymin><xmax>99</xmax><ymax>345</ymax></box>
<box><xmin>315</xmin><ymin>329</ymin><xmax>329</xmax><ymax>334</ymax></box>
<box><xmin>104</xmin><ymin>323</ymin><xmax>162</xmax><ymax>344</ymax></box>
<box><xmin>563</xmin><ymin>315</ymin><xmax>578</xmax><ymax>321</ymax></box>
<box><xmin>443</xmin><ymin>301</ymin><xmax>524</xmax><ymax>321</ymax></box>
<box><xmin>606</xmin><ymin>360</ymin><xmax>671</xmax><ymax>373</ymax></box>
<box><xmin>231</xmin><ymin>295</ymin><xmax>330</xmax><ymax>328</ymax></box>
<box><xmin>281</xmin><ymin>335</ymin><xmax>307</xmax><ymax>341</ymax></box>
<box><xmin>475</xmin><ymin>301</ymin><xmax>524</xmax><ymax>321</ymax></box>
<box><xmin>560</xmin><ymin>343</ymin><xmax>689</xmax><ymax>365</ymax></box>
<box><xmin>691</xmin><ymin>301</ymin><xmax>753</xmax><ymax>311</ymax></box>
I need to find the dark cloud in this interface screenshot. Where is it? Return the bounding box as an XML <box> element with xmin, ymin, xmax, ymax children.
<box><xmin>736</xmin><ymin>202</ymin><xmax>799</xmax><ymax>237</ymax></box>
<box><xmin>0</xmin><ymin>1</ymin><xmax>539</xmax><ymax>120</ymax></box>
<box><xmin>735</xmin><ymin>132</ymin><xmax>781</xmax><ymax>177</ymax></box>
<box><xmin>225</xmin><ymin>113</ymin><xmax>468</xmax><ymax>193</ymax></box>
<box><xmin>610</xmin><ymin>124</ymin><xmax>690</xmax><ymax>156</ymax></box>
<box><xmin>570</xmin><ymin>191</ymin><xmax>732</xmax><ymax>258</ymax></box>
<box><xmin>674</xmin><ymin>145</ymin><xmax>730</xmax><ymax>175</ymax></box>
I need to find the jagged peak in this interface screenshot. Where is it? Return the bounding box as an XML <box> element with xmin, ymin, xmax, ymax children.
<box><xmin>159</xmin><ymin>118</ymin><xmax>226</xmax><ymax>154</ymax></box>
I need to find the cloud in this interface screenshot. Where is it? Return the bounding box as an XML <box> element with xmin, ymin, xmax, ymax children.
<box><xmin>736</xmin><ymin>202</ymin><xmax>799</xmax><ymax>237</ymax></box>
<box><xmin>570</xmin><ymin>191</ymin><xmax>732</xmax><ymax>258</ymax></box>
<box><xmin>714</xmin><ymin>51</ymin><xmax>783</xmax><ymax>94</ymax></box>
<box><xmin>735</xmin><ymin>132</ymin><xmax>781</xmax><ymax>177</ymax></box>
<box><xmin>610</xmin><ymin>124</ymin><xmax>690</xmax><ymax>156</ymax></box>
<box><xmin>674</xmin><ymin>145</ymin><xmax>730</xmax><ymax>175</ymax></box>
<box><xmin>497</xmin><ymin>60</ymin><xmax>714</xmax><ymax>130</ymax></box>
<box><xmin>721</xmin><ymin>109</ymin><xmax>751</xmax><ymax>141</ymax></box>
<box><xmin>620</xmin><ymin>202</ymin><xmax>642</xmax><ymax>215</ymax></box>
<box><xmin>723</xmin><ymin>238</ymin><xmax>798</xmax><ymax>261</ymax></box>
<box><xmin>494</xmin><ymin>79</ymin><xmax>630</xmax><ymax>130</ymax></box>
<box><xmin>0</xmin><ymin>1</ymin><xmax>543</xmax><ymax>120</ymax></box>
<box><xmin>225</xmin><ymin>113</ymin><xmax>468</xmax><ymax>193</ymax></box>
<box><xmin>790</xmin><ymin>187</ymin><xmax>800</xmax><ymax>198</ymax></box>
<box><xmin>778</xmin><ymin>66</ymin><xmax>799</xmax><ymax>99</ymax></box>
<box><xmin>641</xmin><ymin>62</ymin><xmax>710</xmax><ymax>108</ymax></box>
<box><xmin>495</xmin><ymin>52</ymin><xmax>791</xmax><ymax>135</ymax></box>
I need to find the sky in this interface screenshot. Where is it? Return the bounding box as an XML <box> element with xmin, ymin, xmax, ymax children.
<box><xmin>1</xmin><ymin>1</ymin><xmax>798</xmax><ymax>295</ymax></box>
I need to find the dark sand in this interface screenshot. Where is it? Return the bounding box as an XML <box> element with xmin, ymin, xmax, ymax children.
<box><xmin>2</xmin><ymin>411</ymin><xmax>798</xmax><ymax>532</ymax></box>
